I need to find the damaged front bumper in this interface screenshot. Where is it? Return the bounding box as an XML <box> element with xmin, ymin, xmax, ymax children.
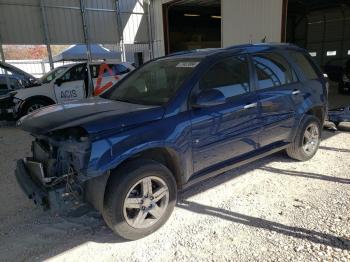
<box><xmin>0</xmin><ymin>94</ymin><xmax>15</xmax><ymax>119</ymax></box>
<box><xmin>15</xmin><ymin>158</ymin><xmax>83</xmax><ymax>211</ymax></box>
<box><xmin>15</xmin><ymin>159</ymin><xmax>48</xmax><ymax>208</ymax></box>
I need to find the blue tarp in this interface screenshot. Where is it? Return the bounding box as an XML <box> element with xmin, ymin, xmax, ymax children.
<box><xmin>50</xmin><ymin>44</ymin><xmax>121</xmax><ymax>62</ymax></box>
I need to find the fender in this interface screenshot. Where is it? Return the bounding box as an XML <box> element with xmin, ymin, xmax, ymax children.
<box><xmin>86</xmin><ymin>141</ymin><xmax>191</xmax><ymax>185</ymax></box>
<box><xmin>290</xmin><ymin>98</ymin><xmax>326</xmax><ymax>142</ymax></box>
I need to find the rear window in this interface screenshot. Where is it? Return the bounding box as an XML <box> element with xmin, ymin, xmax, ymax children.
<box><xmin>252</xmin><ymin>53</ymin><xmax>297</xmax><ymax>90</ymax></box>
<box><xmin>289</xmin><ymin>51</ymin><xmax>319</xmax><ymax>80</ymax></box>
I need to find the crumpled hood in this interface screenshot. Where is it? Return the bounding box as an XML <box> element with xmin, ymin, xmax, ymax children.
<box><xmin>18</xmin><ymin>97</ymin><xmax>164</xmax><ymax>135</ymax></box>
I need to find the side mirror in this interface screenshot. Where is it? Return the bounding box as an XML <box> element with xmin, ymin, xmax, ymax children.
<box><xmin>55</xmin><ymin>79</ymin><xmax>63</xmax><ymax>86</ymax></box>
<box><xmin>192</xmin><ymin>89</ymin><xmax>226</xmax><ymax>108</ymax></box>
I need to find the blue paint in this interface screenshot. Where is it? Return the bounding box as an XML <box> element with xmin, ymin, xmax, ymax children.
<box><xmin>19</xmin><ymin>43</ymin><xmax>328</xmax><ymax>187</ymax></box>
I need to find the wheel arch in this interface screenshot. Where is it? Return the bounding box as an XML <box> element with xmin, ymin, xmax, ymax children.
<box><xmin>85</xmin><ymin>146</ymin><xmax>185</xmax><ymax>213</ymax></box>
<box><xmin>20</xmin><ymin>95</ymin><xmax>56</xmax><ymax>114</ymax></box>
<box><xmin>111</xmin><ymin>146</ymin><xmax>185</xmax><ymax>187</ymax></box>
<box><xmin>305</xmin><ymin>105</ymin><xmax>325</xmax><ymax>124</ymax></box>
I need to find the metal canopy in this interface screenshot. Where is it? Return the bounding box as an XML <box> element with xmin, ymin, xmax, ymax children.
<box><xmin>0</xmin><ymin>0</ymin><xmax>149</xmax><ymax>45</ymax></box>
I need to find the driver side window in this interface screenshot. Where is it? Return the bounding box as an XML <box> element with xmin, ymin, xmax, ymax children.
<box><xmin>199</xmin><ymin>56</ymin><xmax>250</xmax><ymax>99</ymax></box>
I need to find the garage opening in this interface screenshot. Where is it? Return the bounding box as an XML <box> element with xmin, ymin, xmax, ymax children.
<box><xmin>287</xmin><ymin>0</ymin><xmax>350</xmax><ymax>109</ymax></box>
<box><xmin>163</xmin><ymin>0</ymin><xmax>221</xmax><ymax>54</ymax></box>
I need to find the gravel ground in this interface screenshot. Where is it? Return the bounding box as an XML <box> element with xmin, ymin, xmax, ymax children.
<box><xmin>0</xmin><ymin>124</ymin><xmax>349</xmax><ymax>262</ymax></box>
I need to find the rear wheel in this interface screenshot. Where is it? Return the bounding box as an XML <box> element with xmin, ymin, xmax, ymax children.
<box><xmin>286</xmin><ymin>115</ymin><xmax>321</xmax><ymax>161</ymax></box>
<box><xmin>102</xmin><ymin>159</ymin><xmax>177</xmax><ymax>240</ymax></box>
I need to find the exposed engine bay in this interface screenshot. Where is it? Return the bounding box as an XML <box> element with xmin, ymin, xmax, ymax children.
<box><xmin>16</xmin><ymin>127</ymin><xmax>91</xmax><ymax>210</ymax></box>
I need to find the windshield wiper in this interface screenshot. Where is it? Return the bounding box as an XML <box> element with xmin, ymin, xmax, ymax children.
<box><xmin>114</xmin><ymin>98</ymin><xmax>160</xmax><ymax>106</ymax></box>
<box><xmin>115</xmin><ymin>98</ymin><xmax>135</xmax><ymax>104</ymax></box>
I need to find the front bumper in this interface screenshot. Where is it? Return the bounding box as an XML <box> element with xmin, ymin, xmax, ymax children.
<box><xmin>15</xmin><ymin>159</ymin><xmax>49</xmax><ymax>208</ymax></box>
<box><xmin>0</xmin><ymin>94</ymin><xmax>15</xmax><ymax>119</ymax></box>
<box><xmin>15</xmin><ymin>159</ymin><xmax>72</xmax><ymax>210</ymax></box>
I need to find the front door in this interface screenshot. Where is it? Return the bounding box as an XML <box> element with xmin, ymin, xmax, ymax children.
<box><xmin>190</xmin><ymin>55</ymin><xmax>261</xmax><ymax>173</ymax></box>
<box><xmin>54</xmin><ymin>64</ymin><xmax>87</xmax><ymax>103</ymax></box>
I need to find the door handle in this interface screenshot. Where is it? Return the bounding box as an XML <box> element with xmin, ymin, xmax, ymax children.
<box><xmin>243</xmin><ymin>102</ymin><xmax>257</xmax><ymax>110</ymax></box>
<box><xmin>292</xmin><ymin>89</ymin><xmax>301</xmax><ymax>95</ymax></box>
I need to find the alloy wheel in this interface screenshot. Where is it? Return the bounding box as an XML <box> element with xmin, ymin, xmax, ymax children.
<box><xmin>123</xmin><ymin>176</ymin><xmax>169</xmax><ymax>229</ymax></box>
<box><xmin>27</xmin><ymin>104</ymin><xmax>44</xmax><ymax>113</ymax></box>
<box><xmin>302</xmin><ymin>123</ymin><xmax>320</xmax><ymax>156</ymax></box>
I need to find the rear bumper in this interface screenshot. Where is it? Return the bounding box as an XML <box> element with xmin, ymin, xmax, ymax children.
<box><xmin>328</xmin><ymin>107</ymin><xmax>350</xmax><ymax>123</ymax></box>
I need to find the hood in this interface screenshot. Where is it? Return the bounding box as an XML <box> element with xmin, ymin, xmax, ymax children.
<box><xmin>14</xmin><ymin>83</ymin><xmax>51</xmax><ymax>100</ymax></box>
<box><xmin>18</xmin><ymin>97</ymin><xmax>164</xmax><ymax>135</ymax></box>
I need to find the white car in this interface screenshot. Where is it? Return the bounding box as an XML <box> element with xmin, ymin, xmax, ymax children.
<box><xmin>12</xmin><ymin>61</ymin><xmax>135</xmax><ymax>116</ymax></box>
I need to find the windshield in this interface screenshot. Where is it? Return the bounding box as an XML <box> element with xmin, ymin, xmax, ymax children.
<box><xmin>102</xmin><ymin>58</ymin><xmax>202</xmax><ymax>105</ymax></box>
<box><xmin>39</xmin><ymin>66</ymin><xmax>67</xmax><ymax>84</ymax></box>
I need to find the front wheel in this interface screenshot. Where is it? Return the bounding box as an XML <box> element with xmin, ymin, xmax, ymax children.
<box><xmin>286</xmin><ymin>115</ymin><xmax>321</xmax><ymax>161</ymax></box>
<box><xmin>22</xmin><ymin>98</ymin><xmax>51</xmax><ymax>116</ymax></box>
<box><xmin>102</xmin><ymin>159</ymin><xmax>177</xmax><ymax>240</ymax></box>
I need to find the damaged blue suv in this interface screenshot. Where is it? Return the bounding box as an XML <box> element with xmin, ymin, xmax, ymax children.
<box><xmin>15</xmin><ymin>43</ymin><xmax>327</xmax><ymax>240</ymax></box>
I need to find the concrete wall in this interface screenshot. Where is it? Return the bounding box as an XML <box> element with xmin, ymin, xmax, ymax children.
<box><xmin>151</xmin><ymin>0</ymin><xmax>172</xmax><ymax>58</ymax></box>
<box><xmin>151</xmin><ymin>0</ymin><xmax>283</xmax><ymax>58</ymax></box>
<box><xmin>222</xmin><ymin>0</ymin><xmax>283</xmax><ymax>47</ymax></box>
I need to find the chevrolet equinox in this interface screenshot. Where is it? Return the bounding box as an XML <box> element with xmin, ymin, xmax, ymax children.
<box><xmin>15</xmin><ymin>43</ymin><xmax>327</xmax><ymax>240</ymax></box>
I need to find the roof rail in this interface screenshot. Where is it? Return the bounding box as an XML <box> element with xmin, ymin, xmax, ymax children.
<box><xmin>166</xmin><ymin>48</ymin><xmax>220</xmax><ymax>57</ymax></box>
<box><xmin>225</xmin><ymin>42</ymin><xmax>297</xmax><ymax>50</ymax></box>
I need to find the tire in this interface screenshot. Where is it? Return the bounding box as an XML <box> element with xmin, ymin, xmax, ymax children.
<box><xmin>102</xmin><ymin>159</ymin><xmax>177</xmax><ymax>240</ymax></box>
<box><xmin>286</xmin><ymin>115</ymin><xmax>321</xmax><ymax>161</ymax></box>
<box><xmin>22</xmin><ymin>98</ymin><xmax>51</xmax><ymax>116</ymax></box>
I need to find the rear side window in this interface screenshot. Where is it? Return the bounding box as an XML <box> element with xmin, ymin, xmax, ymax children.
<box><xmin>199</xmin><ymin>56</ymin><xmax>250</xmax><ymax>98</ymax></box>
<box><xmin>252</xmin><ymin>53</ymin><xmax>296</xmax><ymax>90</ymax></box>
<box><xmin>90</xmin><ymin>64</ymin><xmax>130</xmax><ymax>78</ymax></box>
<box><xmin>90</xmin><ymin>65</ymin><xmax>100</xmax><ymax>78</ymax></box>
<box><xmin>289</xmin><ymin>51</ymin><xmax>319</xmax><ymax>80</ymax></box>
<box><xmin>112</xmin><ymin>64</ymin><xmax>130</xmax><ymax>75</ymax></box>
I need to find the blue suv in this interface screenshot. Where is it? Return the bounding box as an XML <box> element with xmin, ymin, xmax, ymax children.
<box><xmin>15</xmin><ymin>43</ymin><xmax>327</xmax><ymax>240</ymax></box>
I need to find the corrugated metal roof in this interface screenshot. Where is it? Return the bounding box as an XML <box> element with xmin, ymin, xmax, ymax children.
<box><xmin>0</xmin><ymin>0</ymin><xmax>150</xmax><ymax>45</ymax></box>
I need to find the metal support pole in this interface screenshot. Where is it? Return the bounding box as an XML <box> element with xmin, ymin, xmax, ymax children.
<box><xmin>40</xmin><ymin>0</ymin><xmax>54</xmax><ymax>70</ymax></box>
<box><xmin>80</xmin><ymin>0</ymin><xmax>92</xmax><ymax>62</ymax></box>
<box><xmin>79</xmin><ymin>0</ymin><xmax>93</xmax><ymax>96</ymax></box>
<box><xmin>0</xmin><ymin>39</ymin><xmax>11</xmax><ymax>92</ymax></box>
<box><xmin>0</xmin><ymin>43</ymin><xmax>5</xmax><ymax>63</ymax></box>
<box><xmin>116</xmin><ymin>0</ymin><xmax>126</xmax><ymax>62</ymax></box>
<box><xmin>304</xmin><ymin>16</ymin><xmax>308</xmax><ymax>49</ymax></box>
<box><xmin>320</xmin><ymin>14</ymin><xmax>327</xmax><ymax>66</ymax></box>
<box><xmin>340</xmin><ymin>8</ymin><xmax>346</xmax><ymax>60</ymax></box>
<box><xmin>146</xmin><ymin>0</ymin><xmax>154</xmax><ymax>60</ymax></box>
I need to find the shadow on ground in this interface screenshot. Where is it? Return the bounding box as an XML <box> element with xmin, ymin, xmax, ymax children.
<box><xmin>176</xmin><ymin>200</ymin><xmax>350</xmax><ymax>250</ymax></box>
<box><xmin>1</xmin><ymin>129</ymin><xmax>350</xmax><ymax>261</ymax></box>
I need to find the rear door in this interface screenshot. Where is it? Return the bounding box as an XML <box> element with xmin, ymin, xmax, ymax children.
<box><xmin>190</xmin><ymin>55</ymin><xmax>261</xmax><ymax>173</ymax></box>
<box><xmin>251</xmin><ymin>52</ymin><xmax>302</xmax><ymax>147</ymax></box>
